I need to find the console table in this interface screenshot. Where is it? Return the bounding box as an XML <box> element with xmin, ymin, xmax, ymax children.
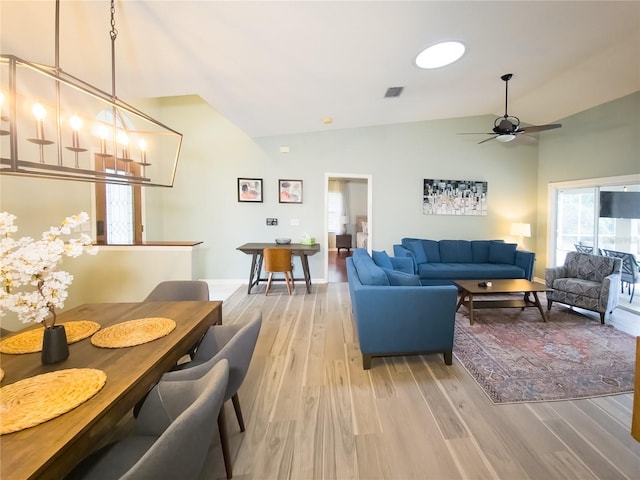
<box><xmin>336</xmin><ymin>234</ymin><xmax>352</xmax><ymax>253</ymax></box>
<box><xmin>237</xmin><ymin>243</ymin><xmax>321</xmax><ymax>294</ymax></box>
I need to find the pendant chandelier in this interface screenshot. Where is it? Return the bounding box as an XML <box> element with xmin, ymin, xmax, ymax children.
<box><xmin>0</xmin><ymin>0</ymin><xmax>182</xmax><ymax>187</ymax></box>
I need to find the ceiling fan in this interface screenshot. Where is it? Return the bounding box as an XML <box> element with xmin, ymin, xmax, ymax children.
<box><xmin>460</xmin><ymin>73</ymin><xmax>562</xmax><ymax>144</ymax></box>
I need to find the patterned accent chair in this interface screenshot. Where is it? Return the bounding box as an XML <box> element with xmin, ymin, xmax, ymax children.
<box><xmin>545</xmin><ymin>251</ymin><xmax>622</xmax><ymax>324</ymax></box>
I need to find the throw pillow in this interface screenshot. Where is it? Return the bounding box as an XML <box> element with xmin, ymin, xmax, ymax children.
<box><xmin>382</xmin><ymin>268</ymin><xmax>422</xmax><ymax>286</ymax></box>
<box><xmin>372</xmin><ymin>250</ymin><xmax>393</xmax><ymax>269</ymax></box>
<box><xmin>489</xmin><ymin>241</ymin><xmax>517</xmax><ymax>264</ymax></box>
<box><xmin>406</xmin><ymin>240</ymin><xmax>428</xmax><ymax>264</ymax></box>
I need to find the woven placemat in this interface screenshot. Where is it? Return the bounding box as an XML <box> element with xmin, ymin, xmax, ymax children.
<box><xmin>0</xmin><ymin>368</ymin><xmax>107</xmax><ymax>435</ymax></box>
<box><xmin>0</xmin><ymin>321</ymin><xmax>102</xmax><ymax>355</ymax></box>
<box><xmin>91</xmin><ymin>317</ymin><xmax>176</xmax><ymax>348</ymax></box>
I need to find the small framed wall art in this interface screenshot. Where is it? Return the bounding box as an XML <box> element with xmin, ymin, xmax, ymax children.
<box><xmin>279</xmin><ymin>179</ymin><xmax>303</xmax><ymax>204</ymax></box>
<box><xmin>237</xmin><ymin>178</ymin><xmax>263</xmax><ymax>202</ymax></box>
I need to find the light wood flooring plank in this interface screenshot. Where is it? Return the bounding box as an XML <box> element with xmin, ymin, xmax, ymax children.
<box><xmin>345</xmin><ymin>341</ymin><xmax>382</xmax><ymax>435</ymax></box>
<box><xmin>290</xmin><ymin>385</ymin><xmax>325</xmax><ymax>480</ymax></box>
<box><xmin>324</xmin><ymin>359</ymin><xmax>358</xmax><ymax>479</ymax></box>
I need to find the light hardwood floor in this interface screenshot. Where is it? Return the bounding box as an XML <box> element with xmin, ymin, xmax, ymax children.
<box><xmin>197</xmin><ymin>282</ymin><xmax>639</xmax><ymax>480</ymax></box>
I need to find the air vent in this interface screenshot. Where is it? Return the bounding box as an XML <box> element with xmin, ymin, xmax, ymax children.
<box><xmin>384</xmin><ymin>86</ymin><xmax>404</xmax><ymax>98</ymax></box>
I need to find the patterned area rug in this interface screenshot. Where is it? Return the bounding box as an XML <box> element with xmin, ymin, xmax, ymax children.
<box><xmin>453</xmin><ymin>299</ymin><xmax>636</xmax><ymax>404</ymax></box>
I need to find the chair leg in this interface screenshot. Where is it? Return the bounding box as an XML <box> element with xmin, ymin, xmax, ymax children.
<box><xmin>231</xmin><ymin>393</ymin><xmax>245</xmax><ymax>432</ymax></box>
<box><xmin>599</xmin><ymin>312</ymin><xmax>605</xmax><ymax>324</ymax></box>
<box><xmin>218</xmin><ymin>406</ymin><xmax>233</xmax><ymax>479</ymax></box>
<box><xmin>547</xmin><ymin>299</ymin><xmax>553</xmax><ymax>310</ymax></box>
<box><xmin>284</xmin><ymin>272</ymin><xmax>292</xmax><ymax>295</ymax></box>
<box><xmin>265</xmin><ymin>272</ymin><xmax>273</xmax><ymax>295</ymax></box>
<box><xmin>630</xmin><ymin>284</ymin><xmax>635</xmax><ymax>303</ymax></box>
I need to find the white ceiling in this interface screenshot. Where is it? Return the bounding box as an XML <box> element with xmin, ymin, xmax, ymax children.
<box><xmin>1</xmin><ymin>1</ymin><xmax>639</xmax><ymax>138</ymax></box>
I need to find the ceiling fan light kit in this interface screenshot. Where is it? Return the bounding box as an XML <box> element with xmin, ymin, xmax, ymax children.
<box><xmin>458</xmin><ymin>73</ymin><xmax>562</xmax><ymax>144</ymax></box>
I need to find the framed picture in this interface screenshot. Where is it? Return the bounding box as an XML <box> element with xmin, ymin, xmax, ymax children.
<box><xmin>423</xmin><ymin>178</ymin><xmax>488</xmax><ymax>216</ymax></box>
<box><xmin>237</xmin><ymin>178</ymin><xmax>263</xmax><ymax>202</ymax></box>
<box><xmin>279</xmin><ymin>179</ymin><xmax>303</xmax><ymax>204</ymax></box>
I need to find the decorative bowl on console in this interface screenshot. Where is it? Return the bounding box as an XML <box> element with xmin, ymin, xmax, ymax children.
<box><xmin>275</xmin><ymin>238</ymin><xmax>291</xmax><ymax>245</ymax></box>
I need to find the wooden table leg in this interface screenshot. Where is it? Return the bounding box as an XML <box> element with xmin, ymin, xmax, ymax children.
<box><xmin>467</xmin><ymin>293</ymin><xmax>475</xmax><ymax>325</ymax></box>
<box><xmin>300</xmin><ymin>253</ymin><xmax>312</xmax><ymax>293</ymax></box>
<box><xmin>532</xmin><ymin>291</ymin><xmax>547</xmax><ymax>322</ymax></box>
<box><xmin>247</xmin><ymin>252</ymin><xmax>263</xmax><ymax>294</ymax></box>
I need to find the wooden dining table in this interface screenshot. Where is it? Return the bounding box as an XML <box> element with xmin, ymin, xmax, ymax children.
<box><xmin>0</xmin><ymin>300</ymin><xmax>222</xmax><ymax>480</ymax></box>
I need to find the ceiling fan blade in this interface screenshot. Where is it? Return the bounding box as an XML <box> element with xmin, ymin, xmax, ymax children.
<box><xmin>478</xmin><ymin>136</ymin><xmax>498</xmax><ymax>144</ymax></box>
<box><xmin>457</xmin><ymin>132</ymin><xmax>494</xmax><ymax>135</ymax></box>
<box><xmin>520</xmin><ymin>123</ymin><xmax>562</xmax><ymax>133</ymax></box>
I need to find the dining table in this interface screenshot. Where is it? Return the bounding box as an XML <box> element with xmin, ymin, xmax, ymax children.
<box><xmin>0</xmin><ymin>300</ymin><xmax>222</xmax><ymax>480</ymax></box>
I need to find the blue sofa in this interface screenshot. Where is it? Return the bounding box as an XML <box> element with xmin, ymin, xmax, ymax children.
<box><xmin>393</xmin><ymin>238</ymin><xmax>535</xmax><ymax>286</ymax></box>
<box><xmin>346</xmin><ymin>248</ymin><xmax>458</xmax><ymax>369</ymax></box>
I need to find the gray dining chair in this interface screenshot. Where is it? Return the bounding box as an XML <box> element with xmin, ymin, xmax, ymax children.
<box><xmin>68</xmin><ymin>359</ymin><xmax>229</xmax><ymax>480</ymax></box>
<box><xmin>161</xmin><ymin>309</ymin><xmax>262</xmax><ymax>479</ymax></box>
<box><xmin>144</xmin><ymin>280</ymin><xmax>210</xmax><ymax>301</ymax></box>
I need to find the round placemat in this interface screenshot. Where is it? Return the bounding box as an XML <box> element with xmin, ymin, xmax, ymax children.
<box><xmin>91</xmin><ymin>317</ymin><xmax>176</xmax><ymax>348</ymax></box>
<box><xmin>0</xmin><ymin>368</ymin><xmax>107</xmax><ymax>435</ymax></box>
<box><xmin>0</xmin><ymin>321</ymin><xmax>102</xmax><ymax>355</ymax></box>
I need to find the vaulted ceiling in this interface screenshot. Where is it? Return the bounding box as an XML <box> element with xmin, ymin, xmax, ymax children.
<box><xmin>1</xmin><ymin>1</ymin><xmax>639</xmax><ymax>138</ymax></box>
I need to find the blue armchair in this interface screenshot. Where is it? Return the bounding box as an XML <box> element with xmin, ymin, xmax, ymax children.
<box><xmin>346</xmin><ymin>249</ymin><xmax>458</xmax><ymax>369</ymax></box>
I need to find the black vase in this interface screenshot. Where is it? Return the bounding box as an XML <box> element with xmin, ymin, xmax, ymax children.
<box><xmin>41</xmin><ymin>325</ymin><xmax>69</xmax><ymax>364</ymax></box>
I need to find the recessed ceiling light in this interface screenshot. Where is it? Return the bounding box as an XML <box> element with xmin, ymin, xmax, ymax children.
<box><xmin>415</xmin><ymin>41</ymin><xmax>465</xmax><ymax>69</ymax></box>
<box><xmin>322</xmin><ymin>117</ymin><xmax>333</xmax><ymax>125</ymax></box>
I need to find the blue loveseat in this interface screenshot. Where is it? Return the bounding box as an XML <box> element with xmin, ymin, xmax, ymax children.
<box><xmin>393</xmin><ymin>238</ymin><xmax>535</xmax><ymax>286</ymax></box>
<box><xmin>346</xmin><ymin>248</ymin><xmax>458</xmax><ymax>369</ymax></box>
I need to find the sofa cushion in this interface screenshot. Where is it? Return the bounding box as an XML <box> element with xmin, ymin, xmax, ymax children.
<box><xmin>406</xmin><ymin>240</ymin><xmax>428</xmax><ymax>264</ymax></box>
<box><xmin>382</xmin><ymin>268</ymin><xmax>422</xmax><ymax>286</ymax></box>
<box><xmin>420</xmin><ymin>240</ymin><xmax>441</xmax><ymax>263</ymax></box>
<box><xmin>417</xmin><ymin>262</ymin><xmax>525</xmax><ymax>280</ymax></box>
<box><xmin>551</xmin><ymin>278</ymin><xmax>601</xmax><ymax>299</ymax></box>
<box><xmin>352</xmin><ymin>250</ymin><xmax>390</xmax><ymax>286</ymax></box>
<box><xmin>489</xmin><ymin>241</ymin><xmax>517</xmax><ymax>264</ymax></box>
<box><xmin>565</xmin><ymin>251</ymin><xmax>618</xmax><ymax>282</ymax></box>
<box><xmin>372</xmin><ymin>250</ymin><xmax>393</xmax><ymax>269</ymax></box>
<box><xmin>471</xmin><ymin>240</ymin><xmax>492</xmax><ymax>263</ymax></box>
<box><xmin>440</xmin><ymin>240</ymin><xmax>472</xmax><ymax>263</ymax></box>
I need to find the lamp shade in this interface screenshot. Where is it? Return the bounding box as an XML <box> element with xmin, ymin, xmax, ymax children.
<box><xmin>341</xmin><ymin>216</ymin><xmax>350</xmax><ymax>225</ymax></box>
<box><xmin>510</xmin><ymin>222</ymin><xmax>531</xmax><ymax>237</ymax></box>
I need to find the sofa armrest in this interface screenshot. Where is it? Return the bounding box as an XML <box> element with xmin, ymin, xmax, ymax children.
<box><xmin>545</xmin><ymin>265</ymin><xmax>566</xmax><ymax>287</ymax></box>
<box><xmin>390</xmin><ymin>256</ymin><xmax>414</xmax><ymax>274</ymax></box>
<box><xmin>600</xmin><ymin>271</ymin><xmax>621</xmax><ymax>312</ymax></box>
<box><xmin>515</xmin><ymin>250</ymin><xmax>535</xmax><ymax>280</ymax></box>
<box><xmin>393</xmin><ymin>244</ymin><xmax>416</xmax><ymax>273</ymax></box>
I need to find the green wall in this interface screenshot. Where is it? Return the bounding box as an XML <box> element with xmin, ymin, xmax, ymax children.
<box><xmin>1</xmin><ymin>92</ymin><xmax>637</xmax><ymax>288</ymax></box>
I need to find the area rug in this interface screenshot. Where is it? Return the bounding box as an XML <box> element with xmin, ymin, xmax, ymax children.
<box><xmin>453</xmin><ymin>299</ymin><xmax>636</xmax><ymax>404</ymax></box>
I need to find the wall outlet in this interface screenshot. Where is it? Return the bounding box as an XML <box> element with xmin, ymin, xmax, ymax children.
<box><xmin>266</xmin><ymin>218</ymin><xmax>278</xmax><ymax>226</ymax></box>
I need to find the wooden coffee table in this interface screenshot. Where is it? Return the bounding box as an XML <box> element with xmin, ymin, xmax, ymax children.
<box><xmin>453</xmin><ymin>279</ymin><xmax>549</xmax><ymax>325</ymax></box>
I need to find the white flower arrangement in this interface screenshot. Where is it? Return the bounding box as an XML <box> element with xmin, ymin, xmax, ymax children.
<box><xmin>0</xmin><ymin>212</ymin><xmax>98</xmax><ymax>328</ymax></box>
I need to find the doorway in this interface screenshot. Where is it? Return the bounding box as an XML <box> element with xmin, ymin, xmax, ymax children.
<box><xmin>324</xmin><ymin>173</ymin><xmax>372</xmax><ymax>283</ymax></box>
